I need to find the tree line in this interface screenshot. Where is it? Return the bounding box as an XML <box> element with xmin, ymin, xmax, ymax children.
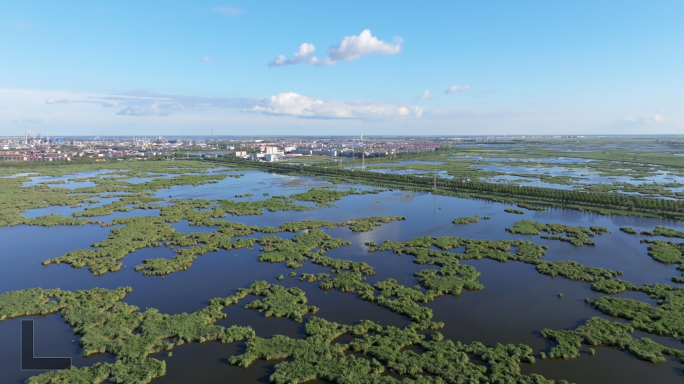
<box><xmin>206</xmin><ymin>157</ymin><xmax>684</xmax><ymax>214</ymax></box>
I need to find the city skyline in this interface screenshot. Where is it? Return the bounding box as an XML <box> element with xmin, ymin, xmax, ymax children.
<box><xmin>2</xmin><ymin>1</ymin><xmax>683</xmax><ymax>135</ymax></box>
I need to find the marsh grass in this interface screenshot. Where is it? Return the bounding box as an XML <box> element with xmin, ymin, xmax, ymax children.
<box><xmin>507</xmin><ymin>220</ymin><xmax>601</xmax><ymax>246</ymax></box>
<box><xmin>542</xmin><ymin>317</ymin><xmax>684</xmax><ymax>363</ymax></box>
<box><xmin>230</xmin><ymin>315</ymin><xmax>560</xmax><ymax>384</ymax></box>
<box><xmin>620</xmin><ymin>226</ymin><xmax>637</xmax><ymax>234</ymax></box>
<box><xmin>452</xmin><ymin>215</ymin><xmax>480</xmax><ymax>225</ymax></box>
<box><xmin>1</xmin><ymin>285</ymin><xmax>254</xmax><ymax>384</ymax></box>
<box><xmin>504</xmin><ymin>208</ymin><xmax>525</xmax><ymax>214</ymax></box>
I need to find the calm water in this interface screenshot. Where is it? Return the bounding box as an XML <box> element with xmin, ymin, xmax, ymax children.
<box><xmin>362</xmin><ymin>160</ymin><xmax>684</xmax><ymax>196</ymax></box>
<box><xmin>2</xmin><ymin>169</ymin><xmax>684</xmax><ymax>384</ymax></box>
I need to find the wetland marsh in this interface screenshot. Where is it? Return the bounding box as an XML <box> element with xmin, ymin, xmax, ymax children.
<box><xmin>2</xmin><ymin>159</ymin><xmax>684</xmax><ymax>384</ymax></box>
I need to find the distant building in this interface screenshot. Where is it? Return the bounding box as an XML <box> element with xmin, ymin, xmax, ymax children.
<box><xmin>313</xmin><ymin>149</ymin><xmax>337</xmax><ymax>157</ymax></box>
<box><xmin>263</xmin><ymin>146</ymin><xmax>283</xmax><ymax>155</ymax></box>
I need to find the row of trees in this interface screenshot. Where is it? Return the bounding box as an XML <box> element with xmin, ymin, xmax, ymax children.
<box><xmin>209</xmin><ymin>157</ymin><xmax>684</xmax><ymax>214</ymax></box>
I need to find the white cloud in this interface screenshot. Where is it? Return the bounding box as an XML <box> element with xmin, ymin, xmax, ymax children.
<box><xmin>10</xmin><ymin>22</ymin><xmax>32</xmax><ymax>28</ymax></box>
<box><xmin>624</xmin><ymin>112</ymin><xmax>666</xmax><ymax>124</ymax></box>
<box><xmin>102</xmin><ymin>101</ymin><xmax>119</xmax><ymax>107</ymax></box>
<box><xmin>45</xmin><ymin>98</ymin><xmax>71</xmax><ymax>104</ymax></box>
<box><xmin>268</xmin><ymin>43</ymin><xmax>328</xmax><ymax>67</ymax></box>
<box><xmin>445</xmin><ymin>85</ymin><xmax>470</xmax><ymax>94</ymax></box>
<box><xmin>212</xmin><ymin>7</ymin><xmax>243</xmax><ymax>16</ymax></box>
<box><xmin>6</xmin><ymin>88</ymin><xmax>684</xmax><ymax>135</ymax></box>
<box><xmin>327</xmin><ymin>29</ymin><xmax>402</xmax><ymax>62</ymax></box>
<box><xmin>417</xmin><ymin>90</ymin><xmax>431</xmax><ymax>99</ymax></box>
<box><xmin>116</xmin><ymin>102</ymin><xmax>185</xmax><ymax>116</ymax></box>
<box><xmin>269</xmin><ymin>30</ymin><xmax>402</xmax><ymax>67</ymax></box>
<box><xmin>244</xmin><ymin>92</ymin><xmax>422</xmax><ymax>119</ymax></box>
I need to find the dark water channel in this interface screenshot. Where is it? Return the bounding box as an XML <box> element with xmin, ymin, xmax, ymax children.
<box><xmin>2</xmin><ymin>170</ymin><xmax>684</xmax><ymax>383</ymax></box>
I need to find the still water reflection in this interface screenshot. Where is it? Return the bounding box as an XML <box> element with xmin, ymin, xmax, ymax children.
<box><xmin>1</xmin><ymin>169</ymin><xmax>683</xmax><ymax>383</ymax></box>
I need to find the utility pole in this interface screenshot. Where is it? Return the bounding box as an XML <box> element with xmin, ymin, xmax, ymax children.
<box><xmin>361</xmin><ymin>133</ymin><xmax>365</xmax><ymax>169</ymax></box>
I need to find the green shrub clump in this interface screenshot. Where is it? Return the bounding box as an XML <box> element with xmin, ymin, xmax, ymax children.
<box><xmin>504</xmin><ymin>208</ymin><xmax>525</xmax><ymax>214</ymax></box>
<box><xmin>620</xmin><ymin>226</ymin><xmax>637</xmax><ymax>234</ymax></box>
<box><xmin>1</xmin><ymin>286</ymin><xmax>254</xmax><ymax>384</ymax></box>
<box><xmin>507</xmin><ymin>220</ymin><xmax>599</xmax><ymax>246</ymax></box>
<box><xmin>453</xmin><ymin>215</ymin><xmax>480</xmax><ymax>224</ymax></box>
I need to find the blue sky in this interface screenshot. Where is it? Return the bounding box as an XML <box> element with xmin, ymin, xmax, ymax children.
<box><xmin>2</xmin><ymin>1</ymin><xmax>682</xmax><ymax>136</ymax></box>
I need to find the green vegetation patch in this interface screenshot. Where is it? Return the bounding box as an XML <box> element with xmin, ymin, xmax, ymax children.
<box><xmin>646</xmin><ymin>241</ymin><xmax>684</xmax><ymax>264</ymax></box>
<box><xmin>1</xmin><ymin>286</ymin><xmax>254</xmax><ymax>384</ymax></box>
<box><xmin>507</xmin><ymin>220</ymin><xmax>601</xmax><ymax>246</ymax></box>
<box><xmin>637</xmin><ymin>240</ymin><xmax>684</xmax><ymax>282</ymax></box>
<box><xmin>620</xmin><ymin>226</ymin><xmax>637</xmax><ymax>234</ymax></box>
<box><xmin>46</xmin><ymin>210</ymin><xmax>398</xmax><ymax>275</ymax></box>
<box><xmin>589</xmin><ymin>226</ymin><xmax>610</xmax><ymax>234</ymax></box>
<box><xmin>542</xmin><ymin>317</ymin><xmax>684</xmax><ymax>363</ymax></box>
<box><xmin>26</xmin><ymin>360</ymin><xmax>166</xmax><ymax>384</ymax></box>
<box><xmin>230</xmin><ymin>315</ymin><xmax>564</xmax><ymax>384</ymax></box>
<box><xmin>587</xmin><ymin>282</ymin><xmax>684</xmax><ymax>340</ymax></box>
<box><xmin>373</xmin><ymin>236</ymin><xmax>547</xmax><ymax>264</ymax></box>
<box><xmin>208</xmin><ymin>155</ymin><xmax>684</xmax><ymax>221</ymax></box>
<box><xmin>640</xmin><ymin>226</ymin><xmax>684</xmax><ymax>239</ymax></box>
<box><xmin>517</xmin><ymin>203</ymin><xmax>549</xmax><ymax>211</ymax></box>
<box><xmin>241</xmin><ymin>282</ymin><xmax>319</xmax><ymax>323</ymax></box>
<box><xmin>346</xmin><ymin>215</ymin><xmax>405</xmax><ymax>232</ymax></box>
<box><xmin>453</xmin><ymin>215</ymin><xmax>480</xmax><ymax>224</ymax></box>
<box><xmin>290</xmin><ymin>188</ymin><xmax>383</xmax><ymax>203</ymax></box>
<box><xmin>299</xmin><ymin>273</ymin><xmax>329</xmax><ymax>283</ymax></box>
<box><xmin>535</xmin><ymin>261</ymin><xmax>621</xmax><ymax>282</ymax></box>
<box><xmin>591</xmin><ymin>279</ymin><xmax>635</xmax><ymax>294</ymax></box>
<box><xmin>504</xmin><ymin>208</ymin><xmax>525</xmax><ymax>214</ymax></box>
